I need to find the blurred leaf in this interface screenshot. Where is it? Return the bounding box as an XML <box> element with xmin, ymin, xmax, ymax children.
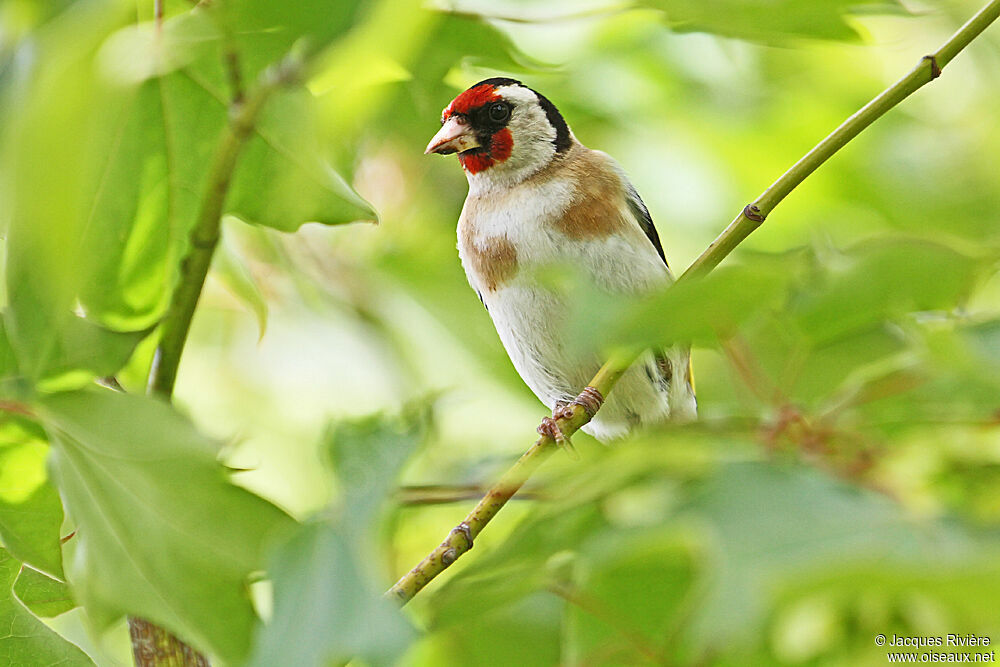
<box><xmin>215</xmin><ymin>0</ymin><xmax>370</xmax><ymax>81</ymax></box>
<box><xmin>0</xmin><ymin>549</ymin><xmax>93</xmax><ymax>666</ymax></box>
<box><xmin>764</xmin><ymin>559</ymin><xmax>1000</xmax><ymax>663</ymax></box>
<box><xmin>249</xmin><ymin>521</ymin><xmax>414</xmax><ymax>667</ymax></box>
<box><xmin>213</xmin><ymin>227</ymin><xmax>269</xmax><ymax>339</ymax></box>
<box><xmin>0</xmin><ymin>416</ymin><xmax>63</xmax><ymax>579</ymax></box>
<box><xmin>747</xmin><ymin>319</ymin><xmax>909</xmax><ymax>406</ymax></box>
<box><xmin>249</xmin><ymin>411</ymin><xmax>424</xmax><ymax>667</ymax></box>
<box><xmin>563</xmin><ymin>532</ymin><xmax>696</xmax><ymax>664</ymax></box>
<box><xmin>791</xmin><ymin>239</ymin><xmax>985</xmax><ymax>344</ymax></box>
<box><xmin>73</xmin><ymin>75</ymin><xmax>215</xmax><ymax>331</ymax></box>
<box><xmin>97</xmin><ymin>10</ymin><xmax>221</xmax><ymax>85</ymax></box>
<box><xmin>427</xmin><ymin>438</ymin><xmax>999</xmax><ymax>663</ymax></box>
<box><xmin>640</xmin><ymin>0</ymin><xmax>907</xmax><ymax>43</ymax></box>
<box><xmin>326</xmin><ymin>410</ymin><xmax>426</xmax><ymax>529</ymax></box>
<box><xmin>2</xmin><ymin>5</ymin><xmax>132</xmax><ymax>380</ymax></box>
<box><xmin>564</xmin><ymin>257</ymin><xmax>799</xmax><ymax>355</ymax></box>
<box><xmin>5</xmin><ymin>4</ymin><xmax>374</xmax><ymax>375</ymax></box>
<box><xmin>39</xmin><ymin>388</ymin><xmax>295</xmax><ymax>664</ymax></box>
<box><xmin>13</xmin><ymin>565</ymin><xmax>75</xmax><ymax>618</ymax></box>
<box><xmin>962</xmin><ymin>318</ymin><xmax>1000</xmax><ymax>368</ymax></box>
<box><xmin>679</xmin><ymin>461</ymin><xmax>976</xmax><ymax>652</ymax></box>
<box><xmin>433</xmin><ymin>593</ymin><xmax>565</xmax><ymax>667</ymax></box>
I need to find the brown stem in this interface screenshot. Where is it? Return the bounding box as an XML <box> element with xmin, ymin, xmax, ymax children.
<box><xmin>128</xmin><ymin>619</ymin><xmax>210</xmax><ymax>667</ymax></box>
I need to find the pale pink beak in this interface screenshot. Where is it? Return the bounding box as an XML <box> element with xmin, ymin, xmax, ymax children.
<box><xmin>425</xmin><ymin>116</ymin><xmax>481</xmax><ymax>155</ymax></box>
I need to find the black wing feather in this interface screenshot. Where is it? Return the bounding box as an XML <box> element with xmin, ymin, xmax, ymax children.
<box><xmin>625</xmin><ymin>184</ymin><xmax>668</xmax><ymax>269</ymax></box>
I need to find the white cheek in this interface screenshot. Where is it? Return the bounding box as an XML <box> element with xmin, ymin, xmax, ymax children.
<box><xmin>467</xmin><ymin>89</ymin><xmax>557</xmax><ymax>190</ymax></box>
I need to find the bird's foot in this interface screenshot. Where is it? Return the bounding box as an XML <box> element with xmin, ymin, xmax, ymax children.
<box><xmin>538</xmin><ymin>414</ymin><xmax>577</xmax><ymax>457</ymax></box>
<box><xmin>572</xmin><ymin>386</ymin><xmax>604</xmax><ymax>418</ymax></box>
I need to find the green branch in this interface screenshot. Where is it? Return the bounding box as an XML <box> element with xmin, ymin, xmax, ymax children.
<box><xmin>385</xmin><ymin>0</ymin><xmax>1000</xmax><ymax>605</ymax></box>
<box><xmin>147</xmin><ymin>56</ymin><xmax>301</xmax><ymax>398</ymax></box>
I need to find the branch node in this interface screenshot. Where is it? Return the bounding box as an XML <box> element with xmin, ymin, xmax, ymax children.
<box><xmin>743</xmin><ymin>204</ymin><xmax>766</xmax><ymax>223</ymax></box>
<box><xmin>923</xmin><ymin>54</ymin><xmax>942</xmax><ymax>79</ymax></box>
<box><xmin>452</xmin><ymin>521</ymin><xmax>474</xmax><ymax>549</ymax></box>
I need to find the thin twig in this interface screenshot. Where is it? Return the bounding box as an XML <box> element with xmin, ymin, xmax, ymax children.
<box><xmin>147</xmin><ymin>55</ymin><xmax>302</xmax><ymax>398</ymax></box>
<box><xmin>385</xmin><ymin>0</ymin><xmax>1000</xmax><ymax>604</ymax></box>
<box><xmin>224</xmin><ymin>47</ymin><xmax>245</xmax><ymax>105</ymax></box>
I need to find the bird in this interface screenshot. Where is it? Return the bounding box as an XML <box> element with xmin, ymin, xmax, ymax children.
<box><xmin>425</xmin><ymin>77</ymin><xmax>696</xmax><ymax>443</ymax></box>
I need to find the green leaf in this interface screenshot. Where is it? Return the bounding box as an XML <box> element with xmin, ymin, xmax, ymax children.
<box><xmin>962</xmin><ymin>318</ymin><xmax>1000</xmax><ymax>369</ymax></box>
<box><xmin>563</xmin><ymin>257</ymin><xmax>798</xmax><ymax>355</ymax></box>
<box><xmin>326</xmin><ymin>410</ymin><xmax>426</xmax><ymax>529</ymax></box>
<box><xmin>436</xmin><ymin>592</ymin><xmax>565</xmax><ymax>667</ymax></box>
<box><xmin>13</xmin><ymin>565</ymin><xmax>76</xmax><ymax>618</ymax></box>
<box><xmin>38</xmin><ymin>317</ymin><xmax>151</xmax><ymax>392</ymax></box>
<box><xmin>0</xmin><ymin>549</ymin><xmax>93</xmax><ymax>666</ymax></box>
<box><xmin>249</xmin><ymin>412</ymin><xmax>424</xmax><ymax>667</ymax></box>
<box><xmin>73</xmin><ymin>76</ymin><xmax>213</xmax><ymax>331</ymax></box>
<box><xmin>249</xmin><ymin>521</ymin><xmax>414</xmax><ymax>667</ymax></box>
<box><xmin>679</xmin><ymin>461</ymin><xmax>974</xmax><ymax>651</ymax></box>
<box><xmin>0</xmin><ymin>416</ymin><xmax>64</xmax><ymax>579</ymax></box>
<box><xmin>639</xmin><ymin>0</ymin><xmax>907</xmax><ymax>43</ymax></box>
<box><xmin>2</xmin><ymin>6</ymin><xmax>134</xmax><ymax>380</ymax></box>
<box><xmin>225</xmin><ymin>86</ymin><xmax>378</xmax><ymax>230</ymax></box>
<box><xmin>563</xmin><ymin>532</ymin><xmax>697</xmax><ymax>664</ymax></box>
<box><xmin>5</xmin><ymin>7</ymin><xmax>374</xmax><ymax>374</ymax></box>
<box><xmin>791</xmin><ymin>239</ymin><xmax>984</xmax><ymax>345</ymax></box>
<box><xmin>39</xmin><ymin>388</ymin><xmax>296</xmax><ymax>664</ymax></box>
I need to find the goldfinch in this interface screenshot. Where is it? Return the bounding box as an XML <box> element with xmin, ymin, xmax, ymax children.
<box><xmin>426</xmin><ymin>78</ymin><xmax>696</xmax><ymax>442</ymax></box>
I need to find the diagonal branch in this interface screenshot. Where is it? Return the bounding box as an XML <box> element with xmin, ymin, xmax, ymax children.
<box><xmin>385</xmin><ymin>0</ymin><xmax>1000</xmax><ymax>605</ymax></box>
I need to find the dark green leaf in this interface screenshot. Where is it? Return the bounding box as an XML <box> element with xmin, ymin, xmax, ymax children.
<box><xmin>40</xmin><ymin>388</ymin><xmax>295</xmax><ymax>664</ymax></box>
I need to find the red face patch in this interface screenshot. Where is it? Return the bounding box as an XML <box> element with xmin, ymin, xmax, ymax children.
<box><xmin>444</xmin><ymin>83</ymin><xmax>515</xmax><ymax>174</ymax></box>
<box><xmin>459</xmin><ymin>128</ymin><xmax>513</xmax><ymax>175</ymax></box>
<box><xmin>445</xmin><ymin>83</ymin><xmax>500</xmax><ymax>118</ymax></box>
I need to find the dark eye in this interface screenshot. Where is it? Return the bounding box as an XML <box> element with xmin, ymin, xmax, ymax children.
<box><xmin>489</xmin><ymin>102</ymin><xmax>510</xmax><ymax>123</ymax></box>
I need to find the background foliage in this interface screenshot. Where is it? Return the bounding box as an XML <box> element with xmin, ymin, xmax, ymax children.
<box><xmin>1</xmin><ymin>0</ymin><xmax>999</xmax><ymax>665</ymax></box>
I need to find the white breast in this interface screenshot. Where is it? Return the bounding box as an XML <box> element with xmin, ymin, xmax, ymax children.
<box><xmin>457</xmin><ymin>149</ymin><xmax>683</xmax><ymax>440</ymax></box>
